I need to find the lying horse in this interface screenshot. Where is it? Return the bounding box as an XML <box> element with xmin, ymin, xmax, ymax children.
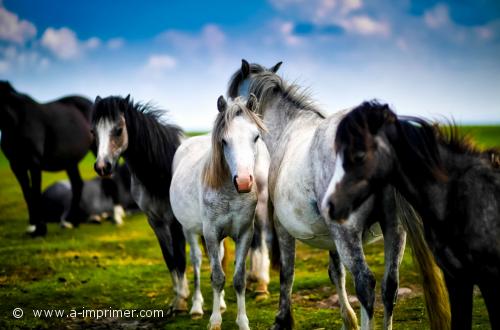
<box><xmin>327</xmin><ymin>101</ymin><xmax>500</xmax><ymax>329</ymax></box>
<box><xmin>170</xmin><ymin>95</ymin><xmax>269</xmax><ymax>330</ymax></box>
<box><xmin>41</xmin><ymin>164</ymin><xmax>138</xmax><ymax>227</ymax></box>
<box><xmin>0</xmin><ymin>81</ymin><xmax>93</xmax><ymax>236</ymax></box>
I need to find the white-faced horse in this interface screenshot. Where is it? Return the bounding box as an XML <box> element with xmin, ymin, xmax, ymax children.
<box><xmin>170</xmin><ymin>95</ymin><xmax>270</xmax><ymax>330</ymax></box>
<box><xmin>92</xmin><ymin>95</ymin><xmax>189</xmax><ymax>314</ymax></box>
<box><xmin>228</xmin><ymin>60</ymin><xmax>407</xmax><ymax>330</ymax></box>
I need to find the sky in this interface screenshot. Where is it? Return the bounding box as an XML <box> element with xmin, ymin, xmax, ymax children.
<box><xmin>1</xmin><ymin>0</ymin><xmax>499</xmax><ymax>130</ymax></box>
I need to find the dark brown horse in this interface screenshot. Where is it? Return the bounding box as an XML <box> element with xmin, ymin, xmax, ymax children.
<box><xmin>0</xmin><ymin>81</ymin><xmax>93</xmax><ymax>236</ymax></box>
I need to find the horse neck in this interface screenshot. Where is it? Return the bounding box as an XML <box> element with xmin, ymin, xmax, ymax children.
<box><xmin>260</xmin><ymin>95</ymin><xmax>324</xmax><ymax>153</ymax></box>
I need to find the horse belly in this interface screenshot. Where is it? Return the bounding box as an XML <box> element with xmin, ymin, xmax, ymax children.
<box><xmin>274</xmin><ymin>150</ymin><xmax>335</xmax><ymax>250</ymax></box>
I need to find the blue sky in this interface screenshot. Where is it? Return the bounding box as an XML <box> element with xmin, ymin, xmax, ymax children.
<box><xmin>1</xmin><ymin>0</ymin><xmax>499</xmax><ymax>130</ymax></box>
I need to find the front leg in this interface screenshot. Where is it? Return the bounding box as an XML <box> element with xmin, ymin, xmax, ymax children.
<box><xmin>184</xmin><ymin>230</ymin><xmax>204</xmax><ymax>319</ymax></box>
<box><xmin>204</xmin><ymin>232</ymin><xmax>226</xmax><ymax>330</ymax></box>
<box><xmin>234</xmin><ymin>226</ymin><xmax>254</xmax><ymax>330</ymax></box>
<box><xmin>65</xmin><ymin>164</ymin><xmax>84</xmax><ymax>226</ymax></box>
<box><xmin>272</xmin><ymin>217</ymin><xmax>296</xmax><ymax>330</ymax></box>
<box><xmin>29</xmin><ymin>167</ymin><xmax>46</xmax><ymax>236</ymax></box>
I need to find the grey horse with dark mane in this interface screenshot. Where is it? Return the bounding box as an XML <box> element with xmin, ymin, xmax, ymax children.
<box><xmin>228</xmin><ymin>60</ymin><xmax>407</xmax><ymax>330</ymax></box>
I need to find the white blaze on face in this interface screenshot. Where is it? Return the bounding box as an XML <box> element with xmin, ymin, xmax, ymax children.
<box><xmin>223</xmin><ymin>115</ymin><xmax>259</xmax><ymax>181</ymax></box>
<box><xmin>321</xmin><ymin>153</ymin><xmax>345</xmax><ymax>215</ymax></box>
<box><xmin>95</xmin><ymin>119</ymin><xmax>114</xmax><ymax>163</ymax></box>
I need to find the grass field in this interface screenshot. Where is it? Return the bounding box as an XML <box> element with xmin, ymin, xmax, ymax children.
<box><xmin>0</xmin><ymin>126</ymin><xmax>498</xmax><ymax>329</ymax></box>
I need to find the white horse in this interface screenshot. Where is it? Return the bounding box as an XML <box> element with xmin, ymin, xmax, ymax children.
<box><xmin>170</xmin><ymin>95</ymin><xmax>270</xmax><ymax>330</ymax></box>
<box><xmin>228</xmin><ymin>60</ymin><xmax>406</xmax><ymax>330</ymax></box>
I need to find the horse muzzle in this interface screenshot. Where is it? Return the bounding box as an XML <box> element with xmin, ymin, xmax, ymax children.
<box><xmin>94</xmin><ymin>160</ymin><xmax>113</xmax><ymax>178</ymax></box>
<box><xmin>233</xmin><ymin>174</ymin><xmax>253</xmax><ymax>193</ymax></box>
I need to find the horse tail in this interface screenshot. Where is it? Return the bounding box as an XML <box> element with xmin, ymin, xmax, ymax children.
<box><xmin>394</xmin><ymin>190</ymin><xmax>451</xmax><ymax>330</ymax></box>
<box><xmin>269</xmin><ymin>198</ymin><xmax>281</xmax><ymax>270</ymax></box>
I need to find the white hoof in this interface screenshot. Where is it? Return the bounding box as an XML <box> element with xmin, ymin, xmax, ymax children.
<box><xmin>60</xmin><ymin>220</ymin><xmax>74</xmax><ymax>229</ymax></box>
<box><xmin>26</xmin><ymin>225</ymin><xmax>37</xmax><ymax>233</ymax></box>
<box><xmin>236</xmin><ymin>315</ymin><xmax>250</xmax><ymax>330</ymax></box>
<box><xmin>190</xmin><ymin>301</ymin><xmax>204</xmax><ymax>319</ymax></box>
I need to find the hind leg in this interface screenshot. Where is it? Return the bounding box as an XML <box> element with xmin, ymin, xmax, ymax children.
<box><xmin>10</xmin><ymin>164</ymin><xmax>40</xmax><ymax>234</ymax></box>
<box><xmin>331</xmin><ymin>223</ymin><xmax>376</xmax><ymax>330</ymax></box>
<box><xmin>185</xmin><ymin>230</ymin><xmax>204</xmax><ymax>319</ymax></box>
<box><xmin>444</xmin><ymin>274</ymin><xmax>472</xmax><ymax>330</ymax></box>
<box><xmin>328</xmin><ymin>250</ymin><xmax>359</xmax><ymax>330</ymax></box>
<box><xmin>148</xmin><ymin>214</ymin><xmax>189</xmax><ymax>313</ymax></box>
<box><xmin>479</xmin><ymin>281</ymin><xmax>500</xmax><ymax>329</ymax></box>
<box><xmin>66</xmin><ymin>164</ymin><xmax>84</xmax><ymax>226</ymax></box>
<box><xmin>272</xmin><ymin>218</ymin><xmax>296</xmax><ymax>330</ymax></box>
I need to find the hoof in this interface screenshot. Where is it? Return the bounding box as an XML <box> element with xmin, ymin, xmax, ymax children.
<box><xmin>191</xmin><ymin>312</ymin><xmax>203</xmax><ymax>320</ymax></box>
<box><xmin>255</xmin><ymin>291</ymin><xmax>270</xmax><ymax>302</ymax></box>
<box><xmin>208</xmin><ymin>323</ymin><xmax>222</xmax><ymax>330</ymax></box>
<box><xmin>28</xmin><ymin>225</ymin><xmax>47</xmax><ymax>237</ymax></box>
<box><xmin>60</xmin><ymin>220</ymin><xmax>74</xmax><ymax>229</ymax></box>
<box><xmin>174</xmin><ymin>298</ymin><xmax>189</xmax><ymax>312</ymax></box>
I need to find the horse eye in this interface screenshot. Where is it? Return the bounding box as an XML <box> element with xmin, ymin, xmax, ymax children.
<box><xmin>254</xmin><ymin>135</ymin><xmax>259</xmax><ymax>143</ymax></box>
<box><xmin>353</xmin><ymin>152</ymin><xmax>366</xmax><ymax>163</ymax></box>
<box><xmin>222</xmin><ymin>139</ymin><xmax>227</xmax><ymax>146</ymax></box>
<box><xmin>114</xmin><ymin>127</ymin><xmax>123</xmax><ymax>137</ymax></box>
<box><xmin>90</xmin><ymin>129</ymin><xmax>95</xmax><ymax>136</ymax></box>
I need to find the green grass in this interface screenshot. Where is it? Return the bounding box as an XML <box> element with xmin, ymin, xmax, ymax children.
<box><xmin>0</xmin><ymin>127</ymin><xmax>497</xmax><ymax>329</ymax></box>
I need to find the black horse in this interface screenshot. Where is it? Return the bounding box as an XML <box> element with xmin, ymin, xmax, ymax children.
<box><xmin>327</xmin><ymin>101</ymin><xmax>500</xmax><ymax>329</ymax></box>
<box><xmin>91</xmin><ymin>95</ymin><xmax>188</xmax><ymax>312</ymax></box>
<box><xmin>0</xmin><ymin>81</ymin><xmax>93</xmax><ymax>236</ymax></box>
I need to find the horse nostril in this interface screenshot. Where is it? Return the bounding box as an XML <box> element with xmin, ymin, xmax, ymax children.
<box><xmin>94</xmin><ymin>163</ymin><xmax>101</xmax><ymax>175</ymax></box>
<box><xmin>328</xmin><ymin>201</ymin><xmax>335</xmax><ymax>220</ymax></box>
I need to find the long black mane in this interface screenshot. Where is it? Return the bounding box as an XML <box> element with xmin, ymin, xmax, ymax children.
<box><xmin>336</xmin><ymin>101</ymin><xmax>500</xmax><ymax>181</ymax></box>
<box><xmin>92</xmin><ymin>96</ymin><xmax>183</xmax><ymax>197</ymax></box>
<box><xmin>227</xmin><ymin>62</ymin><xmax>325</xmax><ymax>119</ymax></box>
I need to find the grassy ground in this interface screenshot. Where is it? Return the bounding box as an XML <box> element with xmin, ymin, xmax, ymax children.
<box><xmin>0</xmin><ymin>127</ymin><xmax>497</xmax><ymax>329</ymax></box>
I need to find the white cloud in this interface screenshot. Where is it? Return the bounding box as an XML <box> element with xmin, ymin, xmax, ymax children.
<box><xmin>424</xmin><ymin>4</ymin><xmax>450</xmax><ymax>29</ymax></box>
<box><xmin>341</xmin><ymin>15</ymin><xmax>390</xmax><ymax>36</ymax></box>
<box><xmin>40</xmin><ymin>27</ymin><xmax>101</xmax><ymax>60</ymax></box>
<box><xmin>0</xmin><ymin>5</ymin><xmax>37</xmax><ymax>44</ymax></box>
<box><xmin>107</xmin><ymin>37</ymin><xmax>125</xmax><ymax>50</ymax></box>
<box><xmin>0</xmin><ymin>45</ymin><xmax>50</xmax><ymax>73</ymax></box>
<box><xmin>156</xmin><ymin>24</ymin><xmax>226</xmax><ymax>53</ymax></box>
<box><xmin>143</xmin><ymin>54</ymin><xmax>177</xmax><ymax>72</ymax></box>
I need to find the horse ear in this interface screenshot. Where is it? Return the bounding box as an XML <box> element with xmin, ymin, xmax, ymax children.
<box><xmin>270</xmin><ymin>61</ymin><xmax>283</xmax><ymax>73</ymax></box>
<box><xmin>217</xmin><ymin>95</ymin><xmax>227</xmax><ymax>112</ymax></box>
<box><xmin>241</xmin><ymin>59</ymin><xmax>250</xmax><ymax>78</ymax></box>
<box><xmin>94</xmin><ymin>96</ymin><xmax>102</xmax><ymax>104</ymax></box>
<box><xmin>124</xmin><ymin>94</ymin><xmax>131</xmax><ymax>103</ymax></box>
<box><xmin>246</xmin><ymin>93</ymin><xmax>258</xmax><ymax>112</ymax></box>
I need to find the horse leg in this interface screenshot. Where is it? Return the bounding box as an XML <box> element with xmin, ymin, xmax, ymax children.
<box><xmin>66</xmin><ymin>164</ymin><xmax>84</xmax><ymax>226</ymax></box>
<box><xmin>147</xmin><ymin>214</ymin><xmax>189</xmax><ymax>313</ymax></box>
<box><xmin>248</xmin><ymin>213</ymin><xmax>270</xmax><ymax>301</ymax></box>
<box><xmin>185</xmin><ymin>230</ymin><xmax>204</xmax><ymax>319</ymax></box>
<box><xmin>272</xmin><ymin>218</ymin><xmax>296</xmax><ymax>330</ymax></box>
<box><xmin>479</xmin><ymin>280</ymin><xmax>500</xmax><ymax>329</ymax></box>
<box><xmin>205</xmin><ymin>232</ymin><xmax>225</xmax><ymax>330</ymax></box>
<box><xmin>10</xmin><ymin>165</ymin><xmax>35</xmax><ymax>232</ymax></box>
<box><xmin>331</xmin><ymin>224</ymin><xmax>376</xmax><ymax>330</ymax></box>
<box><xmin>444</xmin><ymin>274</ymin><xmax>472</xmax><ymax>330</ymax></box>
<box><xmin>379</xmin><ymin>193</ymin><xmax>406</xmax><ymax>330</ymax></box>
<box><xmin>28</xmin><ymin>167</ymin><xmax>46</xmax><ymax>236</ymax></box>
<box><xmin>328</xmin><ymin>250</ymin><xmax>359</xmax><ymax>330</ymax></box>
<box><xmin>234</xmin><ymin>226</ymin><xmax>253</xmax><ymax>330</ymax></box>
<box><xmin>101</xmin><ymin>177</ymin><xmax>124</xmax><ymax>225</ymax></box>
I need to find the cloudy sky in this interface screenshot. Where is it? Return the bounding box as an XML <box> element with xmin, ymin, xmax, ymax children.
<box><xmin>1</xmin><ymin>0</ymin><xmax>499</xmax><ymax>130</ymax></box>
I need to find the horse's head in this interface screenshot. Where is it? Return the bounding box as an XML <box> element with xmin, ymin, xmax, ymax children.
<box><xmin>91</xmin><ymin>95</ymin><xmax>130</xmax><ymax>177</ymax></box>
<box><xmin>227</xmin><ymin>59</ymin><xmax>282</xmax><ymax>99</ymax></box>
<box><xmin>322</xmin><ymin>101</ymin><xmax>398</xmax><ymax>222</ymax></box>
<box><xmin>204</xmin><ymin>94</ymin><xmax>266</xmax><ymax>193</ymax></box>
<box><xmin>0</xmin><ymin>81</ymin><xmax>17</xmax><ymax>130</ymax></box>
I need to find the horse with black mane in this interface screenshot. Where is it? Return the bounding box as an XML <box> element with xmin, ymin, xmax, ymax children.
<box><xmin>0</xmin><ymin>81</ymin><xmax>93</xmax><ymax>236</ymax></box>
<box><xmin>327</xmin><ymin>101</ymin><xmax>500</xmax><ymax>329</ymax></box>
<box><xmin>91</xmin><ymin>95</ymin><xmax>189</xmax><ymax>312</ymax></box>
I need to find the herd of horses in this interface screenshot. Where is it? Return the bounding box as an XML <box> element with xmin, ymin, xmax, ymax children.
<box><xmin>0</xmin><ymin>59</ymin><xmax>499</xmax><ymax>330</ymax></box>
